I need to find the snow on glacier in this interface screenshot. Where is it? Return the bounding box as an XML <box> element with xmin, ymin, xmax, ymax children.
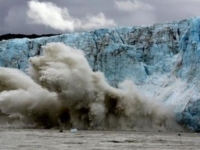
<box><xmin>1</xmin><ymin>17</ymin><xmax>200</xmax><ymax>131</ymax></box>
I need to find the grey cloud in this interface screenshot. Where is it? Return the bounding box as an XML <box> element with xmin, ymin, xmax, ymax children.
<box><xmin>27</xmin><ymin>1</ymin><xmax>116</xmax><ymax>32</ymax></box>
<box><xmin>143</xmin><ymin>0</ymin><xmax>200</xmax><ymax>23</ymax></box>
<box><xmin>0</xmin><ymin>0</ymin><xmax>200</xmax><ymax>35</ymax></box>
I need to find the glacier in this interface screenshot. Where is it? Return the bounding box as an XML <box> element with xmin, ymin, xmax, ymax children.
<box><xmin>0</xmin><ymin>17</ymin><xmax>200</xmax><ymax>131</ymax></box>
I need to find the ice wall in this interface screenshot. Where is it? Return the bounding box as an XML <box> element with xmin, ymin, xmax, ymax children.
<box><xmin>0</xmin><ymin>17</ymin><xmax>200</xmax><ymax>131</ymax></box>
<box><xmin>0</xmin><ymin>18</ymin><xmax>190</xmax><ymax>84</ymax></box>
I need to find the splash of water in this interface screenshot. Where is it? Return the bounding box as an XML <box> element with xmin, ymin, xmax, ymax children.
<box><xmin>0</xmin><ymin>42</ymin><xmax>180</xmax><ymax>131</ymax></box>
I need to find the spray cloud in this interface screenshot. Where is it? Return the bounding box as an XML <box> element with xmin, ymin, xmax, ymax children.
<box><xmin>0</xmin><ymin>42</ymin><xmax>180</xmax><ymax>130</ymax></box>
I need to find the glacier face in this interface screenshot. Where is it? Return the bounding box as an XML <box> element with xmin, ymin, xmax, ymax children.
<box><xmin>0</xmin><ymin>17</ymin><xmax>200</xmax><ymax>131</ymax></box>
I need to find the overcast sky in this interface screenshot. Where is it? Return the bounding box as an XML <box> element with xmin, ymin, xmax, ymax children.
<box><xmin>0</xmin><ymin>0</ymin><xmax>200</xmax><ymax>35</ymax></box>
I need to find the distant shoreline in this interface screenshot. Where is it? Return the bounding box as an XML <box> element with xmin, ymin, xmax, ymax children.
<box><xmin>0</xmin><ymin>33</ymin><xmax>60</xmax><ymax>41</ymax></box>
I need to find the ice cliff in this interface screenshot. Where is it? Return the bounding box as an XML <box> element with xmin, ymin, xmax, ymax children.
<box><xmin>0</xmin><ymin>17</ymin><xmax>200</xmax><ymax>131</ymax></box>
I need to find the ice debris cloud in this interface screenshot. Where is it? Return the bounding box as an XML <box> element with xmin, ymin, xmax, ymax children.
<box><xmin>0</xmin><ymin>42</ymin><xmax>179</xmax><ymax>130</ymax></box>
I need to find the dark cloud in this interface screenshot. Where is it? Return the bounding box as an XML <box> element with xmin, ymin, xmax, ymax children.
<box><xmin>0</xmin><ymin>0</ymin><xmax>200</xmax><ymax>35</ymax></box>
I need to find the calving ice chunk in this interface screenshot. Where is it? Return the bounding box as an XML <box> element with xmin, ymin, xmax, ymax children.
<box><xmin>0</xmin><ymin>42</ymin><xmax>179</xmax><ymax>131</ymax></box>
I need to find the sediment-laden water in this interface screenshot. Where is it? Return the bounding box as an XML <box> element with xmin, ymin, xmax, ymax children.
<box><xmin>0</xmin><ymin>129</ymin><xmax>199</xmax><ymax>150</ymax></box>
